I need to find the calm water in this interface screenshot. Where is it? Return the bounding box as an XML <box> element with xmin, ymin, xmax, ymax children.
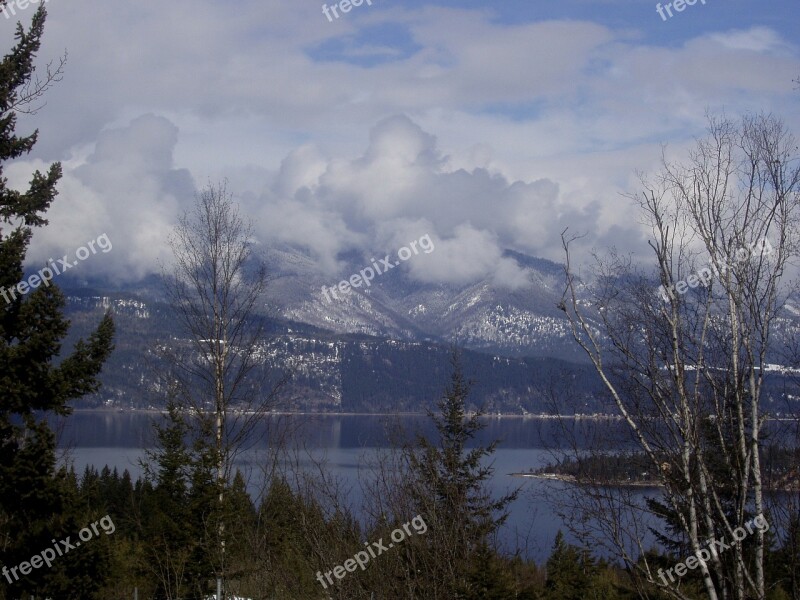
<box><xmin>54</xmin><ymin>412</ymin><xmax>654</xmax><ymax>562</ymax></box>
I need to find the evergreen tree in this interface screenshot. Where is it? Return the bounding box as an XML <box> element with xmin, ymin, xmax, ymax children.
<box><xmin>254</xmin><ymin>477</ymin><xmax>325</xmax><ymax>597</ymax></box>
<box><xmin>185</xmin><ymin>414</ymin><xmax>223</xmax><ymax>598</ymax></box>
<box><xmin>544</xmin><ymin>531</ymin><xmax>589</xmax><ymax>600</ymax></box>
<box><xmin>222</xmin><ymin>470</ymin><xmax>257</xmax><ymax>581</ymax></box>
<box><xmin>544</xmin><ymin>531</ymin><xmax>633</xmax><ymax>600</ymax></box>
<box><xmin>139</xmin><ymin>400</ymin><xmax>197</xmax><ymax>599</ymax></box>
<box><xmin>143</xmin><ymin>400</ymin><xmax>192</xmax><ymax>505</ymax></box>
<box><xmin>465</xmin><ymin>542</ymin><xmax>518</xmax><ymax>599</ymax></box>
<box><xmin>0</xmin><ymin>4</ymin><xmax>114</xmax><ymax>597</ymax></box>
<box><xmin>403</xmin><ymin>351</ymin><xmax>519</xmax><ymax>599</ymax></box>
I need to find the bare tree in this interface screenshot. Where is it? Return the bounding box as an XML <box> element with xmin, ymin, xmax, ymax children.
<box><xmin>161</xmin><ymin>180</ymin><xmax>285</xmax><ymax>596</ymax></box>
<box><xmin>1</xmin><ymin>1</ymin><xmax>67</xmax><ymax>116</ymax></box>
<box><xmin>559</xmin><ymin>113</ymin><xmax>800</xmax><ymax>600</ymax></box>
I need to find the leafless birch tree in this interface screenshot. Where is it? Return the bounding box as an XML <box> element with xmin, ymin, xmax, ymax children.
<box><xmin>559</xmin><ymin>113</ymin><xmax>800</xmax><ymax>600</ymax></box>
<box><xmin>161</xmin><ymin>181</ymin><xmax>285</xmax><ymax>596</ymax></box>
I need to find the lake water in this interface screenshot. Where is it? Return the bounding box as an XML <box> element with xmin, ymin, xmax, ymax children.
<box><xmin>54</xmin><ymin>411</ymin><xmax>654</xmax><ymax>563</ymax></box>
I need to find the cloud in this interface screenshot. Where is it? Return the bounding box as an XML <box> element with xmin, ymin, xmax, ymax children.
<box><xmin>403</xmin><ymin>225</ymin><xmax>529</xmax><ymax>288</ymax></box>
<box><xmin>19</xmin><ymin>115</ymin><xmax>195</xmax><ymax>281</ymax></box>
<box><xmin>3</xmin><ymin>111</ymin><xmax>654</xmax><ymax>289</ymax></box>
<box><xmin>709</xmin><ymin>27</ymin><xmax>795</xmax><ymax>55</ymax></box>
<box><xmin>1</xmin><ymin>0</ymin><xmax>796</xmax><ymax>289</ymax></box>
<box><xmin>249</xmin><ymin>114</ymin><xmax>640</xmax><ymax>287</ymax></box>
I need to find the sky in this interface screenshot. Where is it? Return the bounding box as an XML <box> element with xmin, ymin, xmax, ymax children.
<box><xmin>2</xmin><ymin>0</ymin><xmax>799</xmax><ymax>287</ymax></box>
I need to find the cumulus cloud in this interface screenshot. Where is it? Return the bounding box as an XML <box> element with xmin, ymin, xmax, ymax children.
<box><xmin>5</xmin><ymin>111</ymin><xmax>648</xmax><ymax>289</ymax></box>
<box><xmin>18</xmin><ymin>115</ymin><xmax>195</xmax><ymax>281</ymax></box>
<box><xmin>1</xmin><ymin>0</ymin><xmax>796</xmax><ymax>290</ymax></box>
<box><xmin>248</xmin><ymin>114</ymin><xmax>640</xmax><ymax>288</ymax></box>
<box><xmin>15</xmin><ymin>104</ymin><xmax>790</xmax><ymax>293</ymax></box>
<box><xmin>404</xmin><ymin>225</ymin><xmax>529</xmax><ymax>288</ymax></box>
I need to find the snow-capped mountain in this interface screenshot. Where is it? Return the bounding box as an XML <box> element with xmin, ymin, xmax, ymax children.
<box><xmin>264</xmin><ymin>244</ymin><xmax>582</xmax><ymax>360</ymax></box>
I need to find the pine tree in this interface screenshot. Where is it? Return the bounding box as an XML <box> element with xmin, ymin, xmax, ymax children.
<box><xmin>403</xmin><ymin>350</ymin><xmax>520</xmax><ymax>599</ymax></box>
<box><xmin>255</xmin><ymin>477</ymin><xmax>324</xmax><ymax>597</ymax></box>
<box><xmin>186</xmin><ymin>414</ymin><xmax>224</xmax><ymax>598</ymax></box>
<box><xmin>543</xmin><ymin>531</ymin><xmax>631</xmax><ymax>600</ymax></box>
<box><xmin>0</xmin><ymin>4</ymin><xmax>114</xmax><ymax>597</ymax></box>
<box><xmin>465</xmin><ymin>542</ymin><xmax>518</xmax><ymax>599</ymax></box>
<box><xmin>139</xmin><ymin>400</ymin><xmax>197</xmax><ymax>599</ymax></box>
<box><xmin>544</xmin><ymin>531</ymin><xmax>588</xmax><ymax>600</ymax></box>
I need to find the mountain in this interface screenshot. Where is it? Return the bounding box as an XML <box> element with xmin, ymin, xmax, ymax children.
<box><xmin>60</xmin><ymin>287</ymin><xmax>606</xmax><ymax>413</ymax></box>
<box><xmin>54</xmin><ymin>243</ymin><xmax>800</xmax><ymax>414</ymax></box>
<box><xmin>58</xmin><ymin>289</ymin><xmax>609</xmax><ymax>413</ymax></box>
<box><xmin>262</xmin><ymin>244</ymin><xmax>583</xmax><ymax>361</ymax></box>
<box><xmin>53</xmin><ymin>243</ymin><xmax>602</xmax><ymax>412</ymax></box>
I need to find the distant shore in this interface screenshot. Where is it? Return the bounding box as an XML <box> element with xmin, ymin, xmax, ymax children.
<box><xmin>68</xmin><ymin>408</ymin><xmax>800</xmax><ymax>422</ymax></box>
<box><xmin>70</xmin><ymin>408</ymin><xmax>627</xmax><ymax>419</ymax></box>
<box><xmin>509</xmin><ymin>472</ymin><xmax>662</xmax><ymax>488</ymax></box>
<box><xmin>510</xmin><ymin>471</ymin><xmax>800</xmax><ymax>492</ymax></box>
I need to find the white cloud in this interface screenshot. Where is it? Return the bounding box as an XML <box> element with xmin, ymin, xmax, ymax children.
<box><xmin>20</xmin><ymin>115</ymin><xmax>195</xmax><ymax>281</ymax></box>
<box><xmin>1</xmin><ymin>0</ymin><xmax>796</xmax><ymax>287</ymax></box>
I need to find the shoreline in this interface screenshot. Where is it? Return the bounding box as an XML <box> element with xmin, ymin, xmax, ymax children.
<box><xmin>69</xmin><ymin>408</ymin><xmax>627</xmax><ymax>419</ymax></box>
<box><xmin>510</xmin><ymin>472</ymin><xmax>662</xmax><ymax>488</ymax></box>
<box><xmin>511</xmin><ymin>472</ymin><xmax>800</xmax><ymax>492</ymax></box>
<box><xmin>68</xmin><ymin>408</ymin><xmax>799</xmax><ymax>422</ymax></box>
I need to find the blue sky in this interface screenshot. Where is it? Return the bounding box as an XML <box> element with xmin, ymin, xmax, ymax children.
<box><xmin>321</xmin><ymin>0</ymin><xmax>799</xmax><ymax>53</ymax></box>
<box><xmin>2</xmin><ymin>0</ymin><xmax>798</xmax><ymax>285</ymax></box>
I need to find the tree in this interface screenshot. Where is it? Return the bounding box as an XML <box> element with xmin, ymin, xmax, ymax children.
<box><xmin>0</xmin><ymin>3</ymin><xmax>114</xmax><ymax>598</ymax></box>
<box><xmin>399</xmin><ymin>351</ymin><xmax>520</xmax><ymax>599</ymax></box>
<box><xmin>159</xmin><ymin>181</ymin><xmax>284</xmax><ymax>597</ymax></box>
<box><xmin>559</xmin><ymin>113</ymin><xmax>800</xmax><ymax>600</ymax></box>
<box><xmin>138</xmin><ymin>399</ymin><xmax>196</xmax><ymax>599</ymax></box>
<box><xmin>544</xmin><ymin>531</ymin><xmax>590</xmax><ymax>600</ymax></box>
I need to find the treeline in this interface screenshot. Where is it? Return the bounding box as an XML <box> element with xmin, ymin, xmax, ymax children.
<box><xmin>536</xmin><ymin>444</ymin><xmax>800</xmax><ymax>490</ymax></box>
<box><xmin>0</xmin><ymin>359</ymin><xmax>640</xmax><ymax>600</ymax></box>
<box><xmin>5</xmin><ymin>360</ymin><xmax>798</xmax><ymax>599</ymax></box>
<box><xmin>13</xmin><ymin>406</ymin><xmax>800</xmax><ymax>598</ymax></box>
<box><xmin>1</xmin><ymin>331</ymin><xmax>797</xmax><ymax>598</ymax></box>
<box><xmin>42</xmin><ymin>464</ymin><xmax>635</xmax><ymax>599</ymax></box>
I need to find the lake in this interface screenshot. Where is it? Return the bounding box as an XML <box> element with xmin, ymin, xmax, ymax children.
<box><xmin>54</xmin><ymin>411</ymin><xmax>656</xmax><ymax>563</ymax></box>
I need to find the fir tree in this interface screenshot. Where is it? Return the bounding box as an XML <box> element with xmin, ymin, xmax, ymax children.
<box><xmin>544</xmin><ymin>531</ymin><xmax>589</xmax><ymax>600</ymax></box>
<box><xmin>139</xmin><ymin>400</ymin><xmax>197</xmax><ymax>599</ymax></box>
<box><xmin>403</xmin><ymin>350</ymin><xmax>520</xmax><ymax>599</ymax></box>
<box><xmin>0</xmin><ymin>4</ymin><xmax>114</xmax><ymax>597</ymax></box>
